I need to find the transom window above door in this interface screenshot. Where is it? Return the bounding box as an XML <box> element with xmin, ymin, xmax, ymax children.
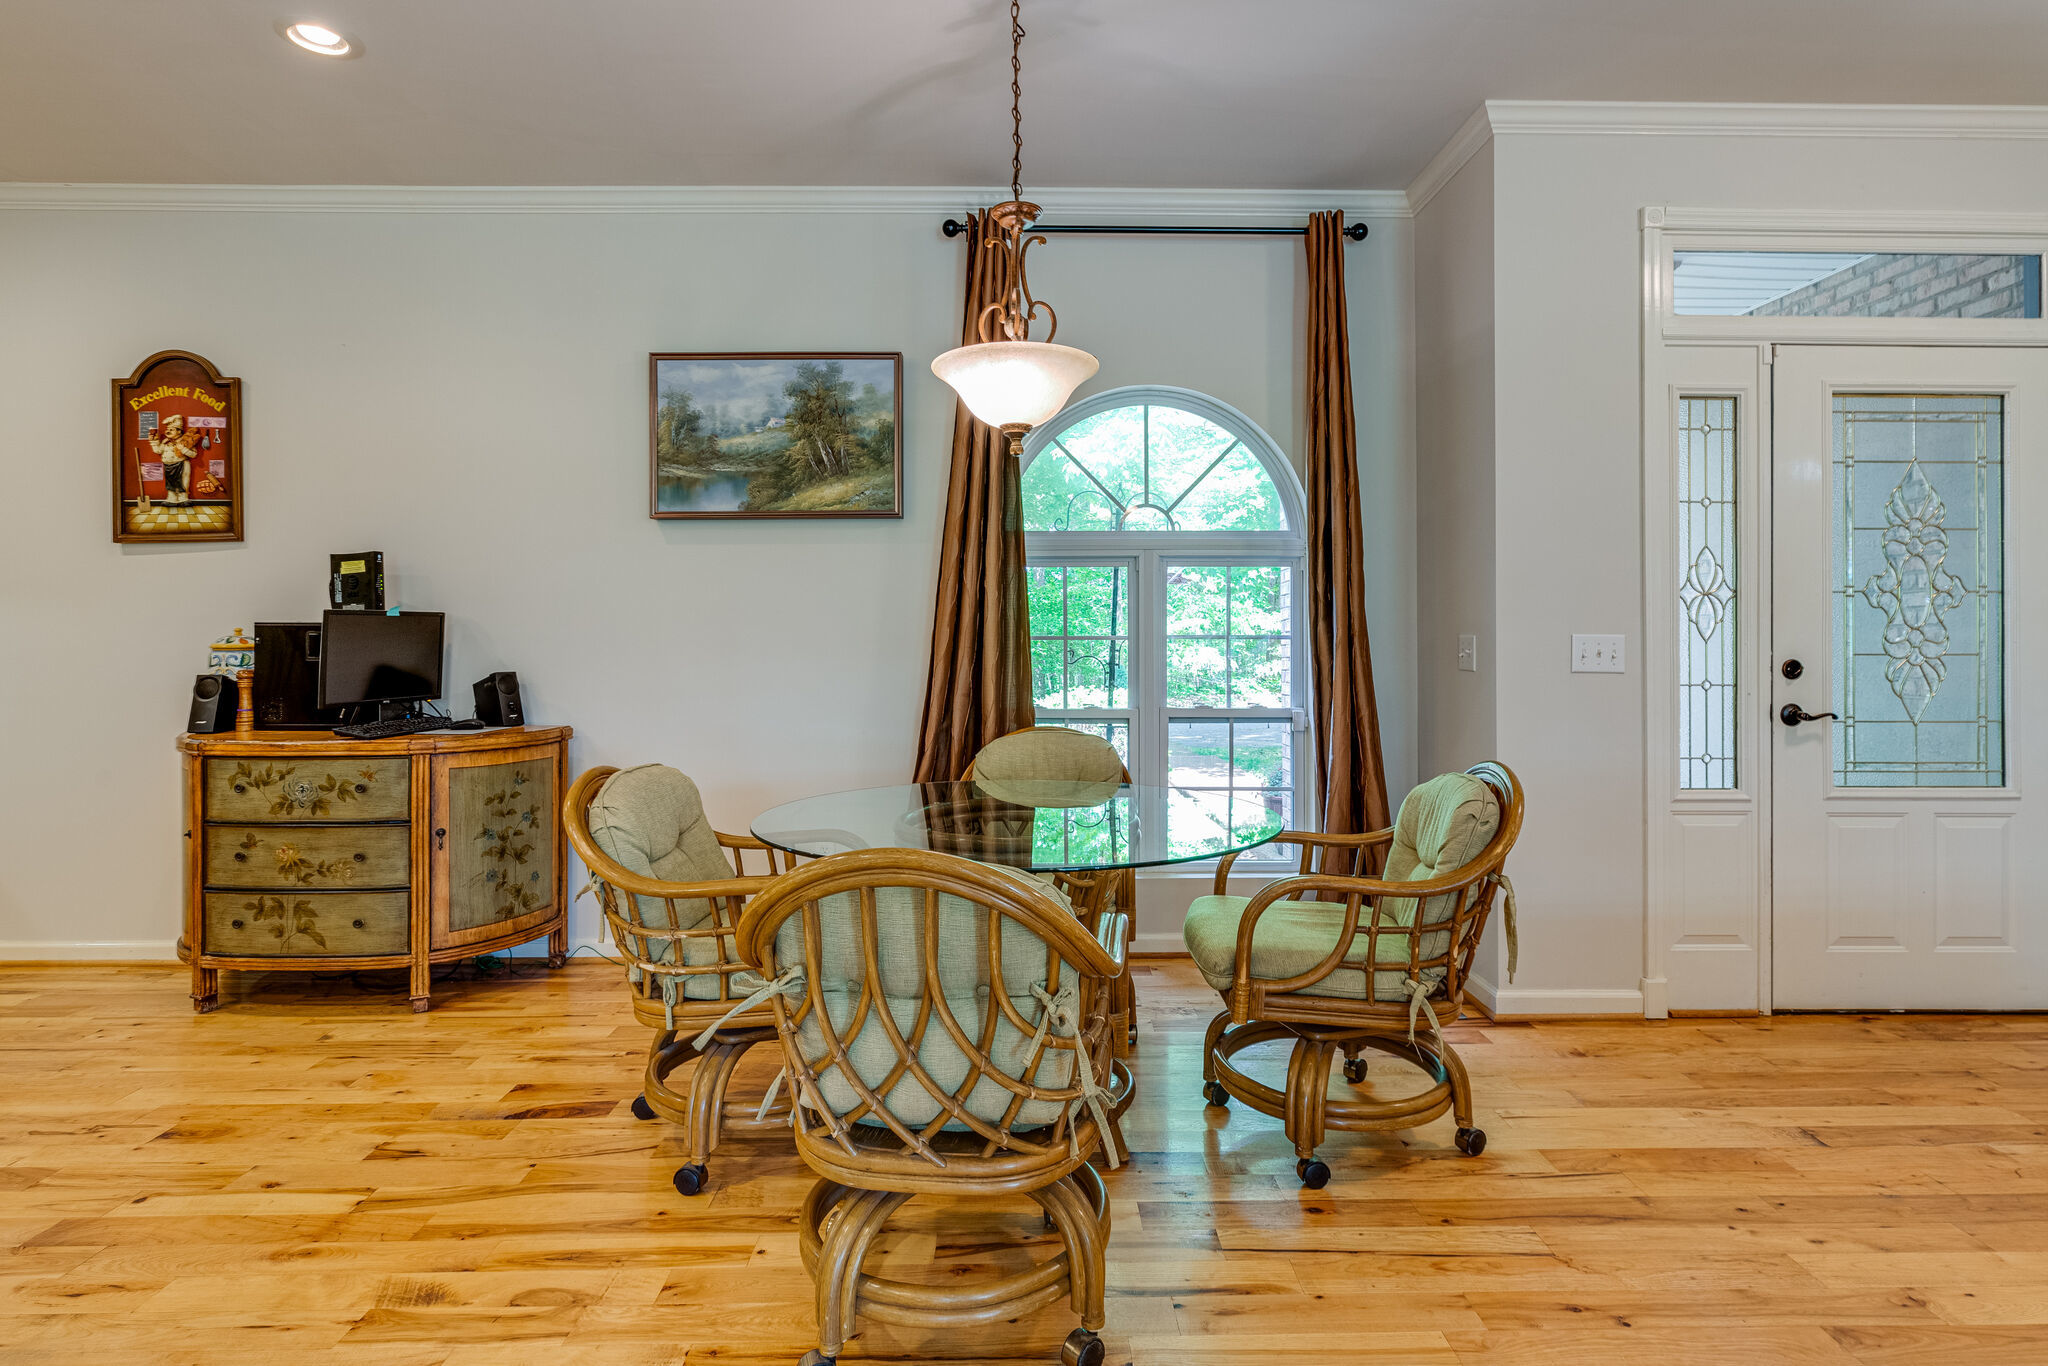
<box><xmin>1021</xmin><ymin>387</ymin><xmax>1309</xmax><ymax>858</ymax></box>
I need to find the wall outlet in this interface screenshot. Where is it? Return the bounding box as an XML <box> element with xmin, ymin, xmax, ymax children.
<box><xmin>1457</xmin><ymin>633</ymin><xmax>1477</xmax><ymax>672</ymax></box>
<box><xmin>1572</xmin><ymin>634</ymin><xmax>1626</xmax><ymax>673</ymax></box>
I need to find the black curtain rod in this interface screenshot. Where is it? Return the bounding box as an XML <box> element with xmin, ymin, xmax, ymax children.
<box><xmin>940</xmin><ymin>219</ymin><xmax>1367</xmax><ymax>241</ymax></box>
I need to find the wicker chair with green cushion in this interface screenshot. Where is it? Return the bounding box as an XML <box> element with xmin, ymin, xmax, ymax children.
<box><xmin>562</xmin><ymin>764</ymin><xmax>803</xmax><ymax>1197</ymax></box>
<box><xmin>733</xmin><ymin>847</ymin><xmax>1128</xmax><ymax>1366</ymax></box>
<box><xmin>1184</xmin><ymin>762</ymin><xmax>1522</xmax><ymax>1189</ymax></box>
<box><xmin>965</xmin><ymin>726</ymin><xmax>1139</xmax><ymax>1057</ymax></box>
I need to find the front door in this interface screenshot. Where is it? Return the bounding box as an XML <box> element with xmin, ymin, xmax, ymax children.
<box><xmin>1773</xmin><ymin>346</ymin><xmax>2044</xmax><ymax>1008</ymax></box>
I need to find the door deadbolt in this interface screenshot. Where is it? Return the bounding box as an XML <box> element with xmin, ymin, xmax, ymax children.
<box><xmin>1781</xmin><ymin>659</ymin><xmax>1804</xmax><ymax>680</ymax></box>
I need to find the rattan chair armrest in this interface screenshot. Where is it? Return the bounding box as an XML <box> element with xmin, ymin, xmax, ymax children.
<box><xmin>715</xmin><ymin>830</ymin><xmax>776</xmax><ymax>851</ymax></box>
<box><xmin>1212</xmin><ymin>826</ymin><xmax>1397</xmax><ymax>893</ymax></box>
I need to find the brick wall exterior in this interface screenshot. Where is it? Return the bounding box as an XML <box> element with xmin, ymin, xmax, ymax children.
<box><xmin>1750</xmin><ymin>253</ymin><xmax>2039</xmax><ymax>319</ymax></box>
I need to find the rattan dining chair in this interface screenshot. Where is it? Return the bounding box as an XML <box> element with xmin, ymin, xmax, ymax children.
<box><xmin>1184</xmin><ymin>762</ymin><xmax>1522</xmax><ymax>1189</ymax></box>
<box><xmin>732</xmin><ymin>847</ymin><xmax>1129</xmax><ymax>1366</ymax></box>
<box><xmin>563</xmin><ymin>763</ymin><xmax>802</xmax><ymax>1196</ymax></box>
<box><xmin>965</xmin><ymin>726</ymin><xmax>1138</xmax><ymax>1055</ymax></box>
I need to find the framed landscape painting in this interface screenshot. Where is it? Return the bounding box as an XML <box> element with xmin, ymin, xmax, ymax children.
<box><xmin>649</xmin><ymin>352</ymin><xmax>902</xmax><ymax>518</ymax></box>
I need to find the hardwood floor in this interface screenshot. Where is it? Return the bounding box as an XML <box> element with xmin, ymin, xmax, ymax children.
<box><xmin>3</xmin><ymin>958</ymin><xmax>2046</xmax><ymax>1364</ymax></box>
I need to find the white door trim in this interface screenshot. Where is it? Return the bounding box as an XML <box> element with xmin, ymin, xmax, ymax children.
<box><xmin>1640</xmin><ymin>206</ymin><xmax>2048</xmax><ymax>1016</ymax></box>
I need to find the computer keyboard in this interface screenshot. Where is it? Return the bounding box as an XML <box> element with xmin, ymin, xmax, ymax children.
<box><xmin>333</xmin><ymin>716</ymin><xmax>485</xmax><ymax>740</ymax></box>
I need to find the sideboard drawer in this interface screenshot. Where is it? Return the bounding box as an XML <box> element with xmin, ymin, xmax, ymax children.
<box><xmin>205</xmin><ymin>757</ymin><xmax>409</xmax><ymax>823</ymax></box>
<box><xmin>202</xmin><ymin>891</ymin><xmax>409</xmax><ymax>957</ymax></box>
<box><xmin>204</xmin><ymin>824</ymin><xmax>411</xmax><ymax>890</ymax></box>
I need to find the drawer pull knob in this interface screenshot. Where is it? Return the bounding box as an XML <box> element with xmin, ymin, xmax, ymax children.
<box><xmin>233</xmin><ymin>784</ymin><xmax>247</xmax><ymax>794</ymax></box>
<box><xmin>233</xmin><ymin>851</ymin><xmax>248</xmax><ymax>862</ymax></box>
<box><xmin>231</xmin><ymin>919</ymin><xmax>244</xmax><ymax>929</ymax></box>
<box><xmin>354</xmin><ymin>783</ymin><xmax>368</xmax><ymax>793</ymax></box>
<box><xmin>352</xmin><ymin>852</ymin><xmax>367</xmax><ymax>863</ymax></box>
<box><xmin>352</xmin><ymin>919</ymin><xmax>365</xmax><ymax>929</ymax></box>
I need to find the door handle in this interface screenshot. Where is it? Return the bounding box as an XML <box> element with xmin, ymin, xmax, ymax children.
<box><xmin>1780</xmin><ymin>703</ymin><xmax>1839</xmax><ymax>727</ymax></box>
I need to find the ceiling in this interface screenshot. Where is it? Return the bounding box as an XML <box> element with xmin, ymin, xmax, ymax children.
<box><xmin>9</xmin><ymin>0</ymin><xmax>2048</xmax><ymax>189</ymax></box>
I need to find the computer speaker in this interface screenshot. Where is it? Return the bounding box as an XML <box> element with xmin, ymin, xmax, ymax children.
<box><xmin>472</xmin><ymin>671</ymin><xmax>524</xmax><ymax>726</ymax></box>
<box><xmin>187</xmin><ymin>674</ymin><xmax>237</xmax><ymax>733</ymax></box>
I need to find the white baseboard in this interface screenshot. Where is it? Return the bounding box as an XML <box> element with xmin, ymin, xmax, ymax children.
<box><xmin>0</xmin><ymin>940</ymin><xmax>181</xmax><ymax>962</ymax></box>
<box><xmin>1132</xmin><ymin>933</ymin><xmax>1191</xmax><ymax>957</ymax></box>
<box><xmin>1467</xmin><ymin>973</ymin><xmax>1644</xmax><ymax>1018</ymax></box>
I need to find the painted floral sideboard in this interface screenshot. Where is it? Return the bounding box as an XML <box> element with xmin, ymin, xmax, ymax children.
<box><xmin>176</xmin><ymin>725</ymin><xmax>571</xmax><ymax>1012</ymax></box>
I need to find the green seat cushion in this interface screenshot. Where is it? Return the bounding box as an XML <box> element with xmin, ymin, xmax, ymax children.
<box><xmin>1183</xmin><ymin>894</ymin><xmax>1432</xmax><ymax>1000</ymax></box>
<box><xmin>587</xmin><ymin>764</ymin><xmax>736</xmax><ymax>1001</ymax></box>
<box><xmin>1181</xmin><ymin>772</ymin><xmax>1500</xmax><ymax>1002</ymax></box>
<box><xmin>776</xmin><ymin>882</ymin><xmax>1080</xmax><ymax>1130</ymax></box>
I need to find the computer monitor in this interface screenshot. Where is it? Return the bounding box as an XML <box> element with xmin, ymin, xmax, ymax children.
<box><xmin>317</xmin><ymin>611</ymin><xmax>445</xmax><ymax>712</ymax></box>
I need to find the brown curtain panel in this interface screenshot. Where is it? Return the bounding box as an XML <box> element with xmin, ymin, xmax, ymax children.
<box><xmin>1303</xmin><ymin>210</ymin><xmax>1392</xmax><ymax>836</ymax></box>
<box><xmin>913</xmin><ymin>209</ymin><xmax>1037</xmax><ymax>781</ymax></box>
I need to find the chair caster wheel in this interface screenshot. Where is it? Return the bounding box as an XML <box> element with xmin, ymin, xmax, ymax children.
<box><xmin>1341</xmin><ymin>1058</ymin><xmax>1368</xmax><ymax>1083</ymax></box>
<box><xmin>1296</xmin><ymin>1157</ymin><xmax>1331</xmax><ymax>1190</ymax></box>
<box><xmin>630</xmin><ymin>1095</ymin><xmax>655</xmax><ymax>1121</ymax></box>
<box><xmin>798</xmin><ymin>1353</ymin><xmax>835</xmax><ymax>1366</ymax></box>
<box><xmin>1061</xmin><ymin>1328</ymin><xmax>1105</xmax><ymax>1366</ymax></box>
<box><xmin>1455</xmin><ymin>1126</ymin><xmax>1487</xmax><ymax>1157</ymax></box>
<box><xmin>672</xmin><ymin>1163</ymin><xmax>708</xmax><ymax>1196</ymax></box>
<box><xmin>1202</xmin><ymin>1080</ymin><xmax>1229</xmax><ymax>1107</ymax></box>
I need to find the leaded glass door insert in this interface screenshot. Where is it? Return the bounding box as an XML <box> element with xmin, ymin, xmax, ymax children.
<box><xmin>1831</xmin><ymin>394</ymin><xmax>2004</xmax><ymax>787</ymax></box>
<box><xmin>1678</xmin><ymin>396</ymin><xmax>1738</xmax><ymax>789</ymax></box>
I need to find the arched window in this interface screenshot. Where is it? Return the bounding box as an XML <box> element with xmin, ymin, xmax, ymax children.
<box><xmin>1021</xmin><ymin>386</ymin><xmax>1310</xmax><ymax>852</ymax></box>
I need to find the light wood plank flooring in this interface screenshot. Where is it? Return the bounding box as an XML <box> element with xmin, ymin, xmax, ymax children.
<box><xmin>3</xmin><ymin>958</ymin><xmax>2046</xmax><ymax>1364</ymax></box>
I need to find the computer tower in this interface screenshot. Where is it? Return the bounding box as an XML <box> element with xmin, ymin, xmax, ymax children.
<box><xmin>254</xmin><ymin>621</ymin><xmax>344</xmax><ymax>729</ymax></box>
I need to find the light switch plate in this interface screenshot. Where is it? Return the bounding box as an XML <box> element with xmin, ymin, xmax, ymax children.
<box><xmin>1457</xmin><ymin>634</ymin><xmax>1477</xmax><ymax>672</ymax></box>
<box><xmin>1572</xmin><ymin>634</ymin><xmax>1626</xmax><ymax>673</ymax></box>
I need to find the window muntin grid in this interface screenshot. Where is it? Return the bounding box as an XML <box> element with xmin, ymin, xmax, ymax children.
<box><xmin>1165</xmin><ymin>565</ymin><xmax>1294</xmax><ymax>709</ymax></box>
<box><xmin>1022</xmin><ymin>403</ymin><xmax>1285</xmax><ymax>532</ymax></box>
<box><xmin>1166</xmin><ymin>718</ymin><xmax>1296</xmax><ymax>849</ymax></box>
<box><xmin>1028</xmin><ymin>564</ymin><xmax>1128</xmax><ymax>710</ymax></box>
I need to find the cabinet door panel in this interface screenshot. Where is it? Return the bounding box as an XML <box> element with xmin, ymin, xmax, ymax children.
<box><xmin>443</xmin><ymin>751</ymin><xmax>558</xmax><ymax>934</ymax></box>
<box><xmin>206</xmin><ymin>757</ymin><xmax>409</xmax><ymax>822</ymax></box>
<box><xmin>203</xmin><ymin>891</ymin><xmax>409</xmax><ymax>956</ymax></box>
<box><xmin>205</xmin><ymin>824</ymin><xmax>410</xmax><ymax>889</ymax></box>
<box><xmin>426</xmin><ymin>743</ymin><xmax>562</xmax><ymax>951</ymax></box>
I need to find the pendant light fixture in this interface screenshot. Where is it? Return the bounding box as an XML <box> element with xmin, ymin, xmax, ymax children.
<box><xmin>931</xmin><ymin>0</ymin><xmax>1098</xmax><ymax>456</ymax></box>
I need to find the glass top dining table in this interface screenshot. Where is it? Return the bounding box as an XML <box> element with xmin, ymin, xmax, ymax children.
<box><xmin>750</xmin><ymin>779</ymin><xmax>1286</xmax><ymax>872</ymax></box>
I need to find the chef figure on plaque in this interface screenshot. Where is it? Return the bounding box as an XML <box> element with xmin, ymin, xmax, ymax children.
<box><xmin>148</xmin><ymin>413</ymin><xmax>201</xmax><ymax>505</ymax></box>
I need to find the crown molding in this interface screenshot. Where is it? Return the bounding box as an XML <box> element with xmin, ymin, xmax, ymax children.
<box><xmin>0</xmin><ymin>182</ymin><xmax>1410</xmax><ymax>218</ymax></box>
<box><xmin>1485</xmin><ymin>100</ymin><xmax>2048</xmax><ymax>140</ymax></box>
<box><xmin>1405</xmin><ymin>106</ymin><xmax>1495</xmax><ymax>216</ymax></box>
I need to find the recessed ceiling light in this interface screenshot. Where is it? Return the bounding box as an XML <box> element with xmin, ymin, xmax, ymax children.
<box><xmin>283</xmin><ymin>21</ymin><xmax>354</xmax><ymax>57</ymax></box>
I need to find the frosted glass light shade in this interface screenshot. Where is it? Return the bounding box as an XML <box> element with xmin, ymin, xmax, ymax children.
<box><xmin>930</xmin><ymin>340</ymin><xmax>1100</xmax><ymax>433</ymax></box>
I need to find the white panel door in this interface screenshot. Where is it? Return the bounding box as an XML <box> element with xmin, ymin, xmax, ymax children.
<box><xmin>1773</xmin><ymin>346</ymin><xmax>2042</xmax><ymax>1009</ymax></box>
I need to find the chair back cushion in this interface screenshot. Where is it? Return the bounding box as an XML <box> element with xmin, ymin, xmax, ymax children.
<box><xmin>773</xmin><ymin>881</ymin><xmax>1079</xmax><ymax>1131</ymax></box>
<box><xmin>587</xmin><ymin>765</ymin><xmax>734</xmax><ymax>981</ymax></box>
<box><xmin>1377</xmin><ymin>772</ymin><xmax>1500</xmax><ymax>929</ymax></box>
<box><xmin>969</xmin><ymin>727</ymin><xmax>1126</xmax><ymax>784</ymax></box>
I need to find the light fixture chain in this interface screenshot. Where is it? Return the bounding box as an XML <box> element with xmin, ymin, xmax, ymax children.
<box><xmin>1010</xmin><ymin>0</ymin><xmax>1024</xmax><ymax>206</ymax></box>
